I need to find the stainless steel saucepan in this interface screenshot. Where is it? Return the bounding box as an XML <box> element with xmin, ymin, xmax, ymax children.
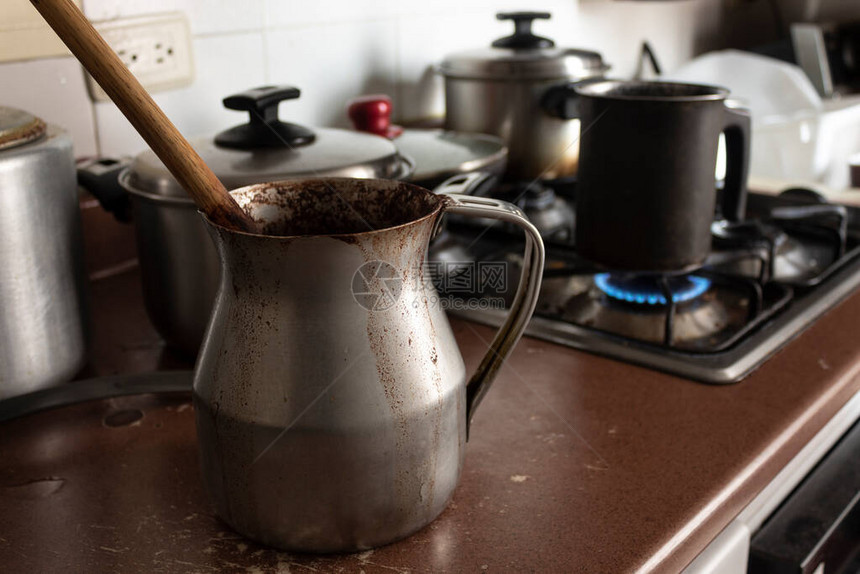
<box><xmin>83</xmin><ymin>86</ymin><xmax>415</xmax><ymax>356</ymax></box>
<box><xmin>439</xmin><ymin>11</ymin><xmax>609</xmax><ymax>181</ymax></box>
<box><xmin>82</xmin><ymin>85</ymin><xmax>499</xmax><ymax>357</ymax></box>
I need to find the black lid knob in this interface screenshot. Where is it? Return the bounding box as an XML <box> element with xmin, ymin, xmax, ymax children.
<box><xmin>215</xmin><ymin>85</ymin><xmax>315</xmax><ymax>150</ymax></box>
<box><xmin>492</xmin><ymin>12</ymin><xmax>554</xmax><ymax>50</ymax></box>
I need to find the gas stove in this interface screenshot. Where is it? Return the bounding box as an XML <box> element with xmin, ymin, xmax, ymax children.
<box><xmin>430</xmin><ymin>183</ymin><xmax>860</xmax><ymax>383</ymax></box>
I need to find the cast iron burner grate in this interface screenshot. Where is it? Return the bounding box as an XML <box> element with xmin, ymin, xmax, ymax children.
<box><xmin>546</xmin><ymin>265</ymin><xmax>791</xmax><ymax>352</ymax></box>
<box><xmin>431</xmin><ymin>188</ymin><xmax>860</xmax><ymax>383</ymax></box>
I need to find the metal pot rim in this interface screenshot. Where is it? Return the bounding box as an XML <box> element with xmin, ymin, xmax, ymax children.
<box><xmin>119</xmin><ymin>154</ymin><xmax>417</xmax><ymax>206</ymax></box>
<box><xmin>574</xmin><ymin>80</ymin><xmax>730</xmax><ymax>102</ymax></box>
<box><xmin>438</xmin><ymin>48</ymin><xmax>609</xmax><ymax>81</ymax></box>
<box><xmin>201</xmin><ymin>177</ymin><xmax>450</xmax><ymax>240</ymax></box>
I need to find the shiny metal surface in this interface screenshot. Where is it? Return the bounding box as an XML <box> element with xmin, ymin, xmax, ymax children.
<box><xmin>0</xmin><ymin>107</ymin><xmax>46</xmax><ymax>150</ymax></box>
<box><xmin>438</xmin><ymin>46</ymin><xmax>607</xmax><ymax>81</ymax></box>
<box><xmin>0</xmin><ymin>124</ymin><xmax>87</xmax><ymax>398</ymax></box>
<box><xmin>117</xmin><ymin>130</ymin><xmax>415</xmax><ymax>356</ymax></box>
<box><xmin>193</xmin><ymin>178</ymin><xmax>543</xmax><ymax>552</ymax></box>
<box><xmin>124</xmin><ymin>127</ymin><xmax>414</xmax><ymax>199</ymax></box>
<box><xmin>128</xmin><ymin>190</ymin><xmax>219</xmax><ymax>356</ymax></box>
<box><xmin>117</xmin><ymin>164</ymin><xmax>492</xmax><ymax>357</ymax></box>
<box><xmin>440</xmin><ymin>23</ymin><xmax>607</xmax><ymax>181</ymax></box>
<box><xmin>393</xmin><ymin>129</ymin><xmax>507</xmax><ymax>186</ymax></box>
<box><xmin>444</xmin><ymin>77</ymin><xmax>587</xmax><ymax>181</ymax></box>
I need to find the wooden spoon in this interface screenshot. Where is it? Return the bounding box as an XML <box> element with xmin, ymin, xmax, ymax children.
<box><xmin>30</xmin><ymin>0</ymin><xmax>259</xmax><ymax>233</ymax></box>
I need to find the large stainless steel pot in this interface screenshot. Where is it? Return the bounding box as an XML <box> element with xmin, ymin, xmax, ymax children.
<box><xmin>111</xmin><ymin>86</ymin><xmax>416</xmax><ymax>356</ymax></box>
<box><xmin>439</xmin><ymin>11</ymin><xmax>609</xmax><ymax>181</ymax></box>
<box><xmin>0</xmin><ymin>107</ymin><xmax>87</xmax><ymax>398</ymax></box>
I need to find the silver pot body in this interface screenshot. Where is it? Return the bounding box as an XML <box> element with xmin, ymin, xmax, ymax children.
<box><xmin>124</xmin><ymin>184</ymin><xmax>219</xmax><ymax>356</ymax></box>
<box><xmin>439</xmin><ymin>13</ymin><xmax>608</xmax><ymax>181</ymax></box>
<box><xmin>444</xmin><ymin>76</ymin><xmax>586</xmax><ymax>181</ymax></box>
<box><xmin>0</xmin><ymin>125</ymin><xmax>87</xmax><ymax>398</ymax></box>
<box><xmin>117</xmin><ymin>130</ymin><xmax>415</xmax><ymax>357</ymax></box>
<box><xmin>193</xmin><ymin>178</ymin><xmax>543</xmax><ymax>552</ymax></box>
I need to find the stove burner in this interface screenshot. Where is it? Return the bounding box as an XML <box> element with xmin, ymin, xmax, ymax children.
<box><xmin>594</xmin><ymin>273</ymin><xmax>712</xmax><ymax>305</ymax></box>
<box><xmin>494</xmin><ymin>182</ymin><xmax>575</xmax><ymax>243</ymax></box>
<box><xmin>710</xmin><ymin>216</ymin><xmax>845</xmax><ymax>286</ymax></box>
<box><xmin>428</xmin><ymin>184</ymin><xmax>860</xmax><ymax>382</ymax></box>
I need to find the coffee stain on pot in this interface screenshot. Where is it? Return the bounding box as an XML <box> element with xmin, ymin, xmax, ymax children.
<box><xmin>359</xmin><ymin>212</ymin><xmax>446</xmax><ymax>521</ymax></box>
<box><xmin>236</xmin><ymin>179</ymin><xmax>440</xmax><ymax>238</ymax></box>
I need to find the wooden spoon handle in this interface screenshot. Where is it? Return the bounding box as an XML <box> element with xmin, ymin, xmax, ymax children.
<box><xmin>30</xmin><ymin>0</ymin><xmax>259</xmax><ymax>232</ymax></box>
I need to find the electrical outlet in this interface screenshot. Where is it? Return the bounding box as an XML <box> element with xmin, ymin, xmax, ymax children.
<box><xmin>87</xmin><ymin>13</ymin><xmax>194</xmax><ymax>102</ymax></box>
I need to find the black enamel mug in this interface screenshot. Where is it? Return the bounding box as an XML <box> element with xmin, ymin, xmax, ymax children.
<box><xmin>573</xmin><ymin>80</ymin><xmax>751</xmax><ymax>273</ymax></box>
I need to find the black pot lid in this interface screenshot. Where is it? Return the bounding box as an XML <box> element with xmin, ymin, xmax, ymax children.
<box><xmin>122</xmin><ymin>86</ymin><xmax>413</xmax><ymax>199</ymax></box>
<box><xmin>0</xmin><ymin>107</ymin><xmax>46</xmax><ymax>151</ymax></box>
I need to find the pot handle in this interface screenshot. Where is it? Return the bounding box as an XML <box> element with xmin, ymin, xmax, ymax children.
<box><xmin>540</xmin><ymin>79</ymin><xmax>603</xmax><ymax>120</ymax></box>
<box><xmin>720</xmin><ymin>103</ymin><xmax>751</xmax><ymax>222</ymax></box>
<box><xmin>215</xmin><ymin>86</ymin><xmax>316</xmax><ymax>150</ymax></box>
<box><xmin>77</xmin><ymin>157</ymin><xmax>132</xmax><ymax>223</ymax></box>
<box><xmin>440</xmin><ymin>193</ymin><xmax>545</xmax><ymax>437</ymax></box>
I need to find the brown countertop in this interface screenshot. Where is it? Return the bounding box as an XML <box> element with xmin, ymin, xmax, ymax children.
<box><xmin>2</xmin><ymin>266</ymin><xmax>860</xmax><ymax>573</ymax></box>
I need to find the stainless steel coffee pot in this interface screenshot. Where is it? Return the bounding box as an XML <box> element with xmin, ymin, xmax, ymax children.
<box><xmin>193</xmin><ymin>177</ymin><xmax>544</xmax><ymax>552</ymax></box>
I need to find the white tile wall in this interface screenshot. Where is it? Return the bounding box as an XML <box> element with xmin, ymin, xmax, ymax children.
<box><xmin>83</xmin><ymin>0</ymin><xmax>265</xmax><ymax>35</ymax></box>
<box><xmin>263</xmin><ymin>0</ymin><xmax>396</xmax><ymax>27</ymax></box>
<box><xmin>0</xmin><ymin>57</ymin><xmax>98</xmax><ymax>157</ymax></box>
<box><xmin>94</xmin><ymin>32</ymin><xmax>266</xmax><ymax>156</ymax></box>
<box><xmin>574</xmin><ymin>0</ymin><xmax>723</xmax><ymax>79</ymax></box>
<box><xmin>264</xmin><ymin>20</ymin><xmax>398</xmax><ymax>129</ymax></box>
<box><xmin>0</xmin><ymin>0</ymin><xmax>722</xmax><ymax>158</ymax></box>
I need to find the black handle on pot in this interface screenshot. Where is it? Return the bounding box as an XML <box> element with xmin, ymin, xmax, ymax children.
<box><xmin>541</xmin><ymin>83</ymin><xmax>580</xmax><ymax>120</ymax></box>
<box><xmin>215</xmin><ymin>85</ymin><xmax>316</xmax><ymax>150</ymax></box>
<box><xmin>493</xmin><ymin>12</ymin><xmax>554</xmax><ymax>49</ymax></box>
<box><xmin>77</xmin><ymin>157</ymin><xmax>132</xmax><ymax>223</ymax></box>
<box><xmin>720</xmin><ymin>104</ymin><xmax>751</xmax><ymax>222</ymax></box>
<box><xmin>540</xmin><ymin>79</ymin><xmax>607</xmax><ymax>120</ymax></box>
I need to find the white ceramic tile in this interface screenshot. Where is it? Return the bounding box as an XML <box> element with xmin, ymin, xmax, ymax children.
<box><xmin>264</xmin><ymin>0</ymin><xmax>395</xmax><ymax>27</ymax></box>
<box><xmin>84</xmin><ymin>0</ymin><xmax>264</xmax><ymax>36</ymax></box>
<box><xmin>574</xmin><ymin>0</ymin><xmax>720</xmax><ymax>78</ymax></box>
<box><xmin>395</xmin><ymin>10</ymin><xmax>491</xmax><ymax>123</ymax></box>
<box><xmin>392</xmin><ymin>0</ymin><xmax>572</xmax><ymax>19</ymax></box>
<box><xmin>0</xmin><ymin>57</ymin><xmax>98</xmax><ymax>157</ymax></box>
<box><xmin>263</xmin><ymin>20</ymin><xmax>397</xmax><ymax>128</ymax></box>
<box><xmin>94</xmin><ymin>32</ymin><xmax>266</xmax><ymax>156</ymax></box>
<box><xmin>262</xmin><ymin>0</ymin><xmax>571</xmax><ymax>28</ymax></box>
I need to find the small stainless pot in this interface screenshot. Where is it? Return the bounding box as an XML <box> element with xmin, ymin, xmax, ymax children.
<box><xmin>439</xmin><ymin>12</ymin><xmax>609</xmax><ymax>181</ymax></box>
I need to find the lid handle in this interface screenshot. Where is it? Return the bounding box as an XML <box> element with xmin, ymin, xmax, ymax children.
<box><xmin>215</xmin><ymin>85</ymin><xmax>316</xmax><ymax>150</ymax></box>
<box><xmin>347</xmin><ymin>94</ymin><xmax>403</xmax><ymax>139</ymax></box>
<box><xmin>492</xmin><ymin>12</ymin><xmax>554</xmax><ymax>50</ymax></box>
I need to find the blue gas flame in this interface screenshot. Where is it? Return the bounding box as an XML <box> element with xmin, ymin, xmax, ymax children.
<box><xmin>594</xmin><ymin>273</ymin><xmax>711</xmax><ymax>306</ymax></box>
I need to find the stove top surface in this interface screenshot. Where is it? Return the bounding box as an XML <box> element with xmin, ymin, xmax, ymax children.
<box><xmin>430</xmin><ymin>187</ymin><xmax>860</xmax><ymax>383</ymax></box>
